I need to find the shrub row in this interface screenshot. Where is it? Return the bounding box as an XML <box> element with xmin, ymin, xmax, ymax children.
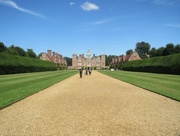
<box><xmin>0</xmin><ymin>53</ymin><xmax>57</xmax><ymax>74</ymax></box>
<box><xmin>122</xmin><ymin>54</ymin><xmax>180</xmax><ymax>75</ymax></box>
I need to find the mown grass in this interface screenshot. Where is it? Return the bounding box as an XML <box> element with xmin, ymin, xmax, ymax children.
<box><xmin>0</xmin><ymin>70</ymin><xmax>78</xmax><ymax>109</ymax></box>
<box><xmin>99</xmin><ymin>70</ymin><xmax>180</xmax><ymax>101</ymax></box>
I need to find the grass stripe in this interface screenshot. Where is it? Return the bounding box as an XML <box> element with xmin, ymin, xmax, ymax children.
<box><xmin>99</xmin><ymin>70</ymin><xmax>180</xmax><ymax>101</ymax></box>
<box><xmin>0</xmin><ymin>71</ymin><xmax>62</xmax><ymax>82</ymax></box>
<box><xmin>0</xmin><ymin>70</ymin><xmax>78</xmax><ymax>109</ymax></box>
<box><xmin>0</xmin><ymin>71</ymin><xmax>68</xmax><ymax>88</ymax></box>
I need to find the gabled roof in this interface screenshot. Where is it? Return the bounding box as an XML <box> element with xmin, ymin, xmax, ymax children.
<box><xmin>125</xmin><ymin>53</ymin><xmax>133</xmax><ymax>61</ymax></box>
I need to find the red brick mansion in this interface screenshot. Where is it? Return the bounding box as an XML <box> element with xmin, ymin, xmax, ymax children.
<box><xmin>39</xmin><ymin>50</ymin><xmax>67</xmax><ymax>66</ymax></box>
<box><xmin>72</xmin><ymin>49</ymin><xmax>106</xmax><ymax>70</ymax></box>
<box><xmin>111</xmin><ymin>52</ymin><xmax>141</xmax><ymax>69</ymax></box>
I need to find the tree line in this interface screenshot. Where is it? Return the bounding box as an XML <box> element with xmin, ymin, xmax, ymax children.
<box><xmin>1</xmin><ymin>41</ymin><xmax>179</xmax><ymax>67</ymax></box>
<box><xmin>0</xmin><ymin>42</ymin><xmax>58</xmax><ymax>74</ymax></box>
<box><xmin>106</xmin><ymin>42</ymin><xmax>180</xmax><ymax>66</ymax></box>
<box><xmin>0</xmin><ymin>42</ymin><xmax>38</xmax><ymax>58</ymax></box>
<box><xmin>0</xmin><ymin>42</ymin><xmax>74</xmax><ymax>66</ymax></box>
<box><xmin>134</xmin><ymin>42</ymin><xmax>180</xmax><ymax>59</ymax></box>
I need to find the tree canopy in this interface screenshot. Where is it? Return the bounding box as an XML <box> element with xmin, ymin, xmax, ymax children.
<box><xmin>135</xmin><ymin>41</ymin><xmax>150</xmax><ymax>59</ymax></box>
<box><xmin>126</xmin><ymin>49</ymin><xmax>133</xmax><ymax>55</ymax></box>
<box><xmin>0</xmin><ymin>42</ymin><xmax>7</xmax><ymax>52</ymax></box>
<box><xmin>27</xmin><ymin>49</ymin><xmax>37</xmax><ymax>58</ymax></box>
<box><xmin>106</xmin><ymin>55</ymin><xmax>117</xmax><ymax>66</ymax></box>
<box><xmin>64</xmin><ymin>57</ymin><xmax>72</xmax><ymax>66</ymax></box>
<box><xmin>148</xmin><ymin>43</ymin><xmax>180</xmax><ymax>58</ymax></box>
<box><xmin>0</xmin><ymin>42</ymin><xmax>38</xmax><ymax>58</ymax></box>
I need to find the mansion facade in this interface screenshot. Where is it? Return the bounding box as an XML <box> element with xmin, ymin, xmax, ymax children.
<box><xmin>111</xmin><ymin>52</ymin><xmax>141</xmax><ymax>69</ymax></box>
<box><xmin>39</xmin><ymin>50</ymin><xmax>67</xmax><ymax>66</ymax></box>
<box><xmin>72</xmin><ymin>49</ymin><xmax>106</xmax><ymax>70</ymax></box>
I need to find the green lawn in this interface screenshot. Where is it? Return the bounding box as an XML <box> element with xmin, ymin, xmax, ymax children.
<box><xmin>0</xmin><ymin>70</ymin><xmax>78</xmax><ymax>109</ymax></box>
<box><xmin>99</xmin><ymin>70</ymin><xmax>180</xmax><ymax>101</ymax></box>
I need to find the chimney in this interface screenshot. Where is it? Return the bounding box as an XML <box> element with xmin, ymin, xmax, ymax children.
<box><xmin>56</xmin><ymin>53</ymin><xmax>59</xmax><ymax>58</ymax></box>
<box><xmin>53</xmin><ymin>52</ymin><xmax>56</xmax><ymax>57</ymax></box>
<box><xmin>47</xmin><ymin>50</ymin><xmax>52</xmax><ymax>56</ymax></box>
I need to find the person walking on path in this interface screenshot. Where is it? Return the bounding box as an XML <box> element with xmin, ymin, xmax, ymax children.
<box><xmin>89</xmin><ymin>68</ymin><xmax>92</xmax><ymax>75</ymax></box>
<box><xmin>86</xmin><ymin>68</ymin><xmax>88</xmax><ymax>75</ymax></box>
<box><xmin>79</xmin><ymin>69</ymin><xmax>83</xmax><ymax>78</ymax></box>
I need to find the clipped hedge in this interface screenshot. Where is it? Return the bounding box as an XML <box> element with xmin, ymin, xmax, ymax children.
<box><xmin>122</xmin><ymin>54</ymin><xmax>180</xmax><ymax>75</ymax></box>
<box><xmin>0</xmin><ymin>53</ymin><xmax>57</xmax><ymax>74</ymax></box>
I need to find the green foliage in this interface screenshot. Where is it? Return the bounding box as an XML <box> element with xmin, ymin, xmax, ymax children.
<box><xmin>0</xmin><ymin>42</ymin><xmax>38</xmax><ymax>58</ymax></box>
<box><xmin>27</xmin><ymin>49</ymin><xmax>37</xmax><ymax>58</ymax></box>
<box><xmin>14</xmin><ymin>46</ymin><xmax>27</xmax><ymax>57</ymax></box>
<box><xmin>126</xmin><ymin>49</ymin><xmax>133</xmax><ymax>55</ymax></box>
<box><xmin>156</xmin><ymin>47</ymin><xmax>165</xmax><ymax>56</ymax></box>
<box><xmin>0</xmin><ymin>53</ymin><xmax>57</xmax><ymax>75</ymax></box>
<box><xmin>64</xmin><ymin>57</ymin><xmax>72</xmax><ymax>66</ymax></box>
<box><xmin>149</xmin><ymin>47</ymin><xmax>156</xmax><ymax>58</ymax></box>
<box><xmin>162</xmin><ymin>43</ymin><xmax>174</xmax><ymax>56</ymax></box>
<box><xmin>5</xmin><ymin>45</ymin><xmax>19</xmax><ymax>55</ymax></box>
<box><xmin>135</xmin><ymin>41</ymin><xmax>150</xmax><ymax>59</ymax></box>
<box><xmin>38</xmin><ymin>52</ymin><xmax>43</xmax><ymax>58</ymax></box>
<box><xmin>148</xmin><ymin>43</ymin><xmax>180</xmax><ymax>58</ymax></box>
<box><xmin>0</xmin><ymin>70</ymin><xmax>78</xmax><ymax>109</ymax></box>
<box><xmin>174</xmin><ymin>44</ymin><xmax>180</xmax><ymax>54</ymax></box>
<box><xmin>99</xmin><ymin>70</ymin><xmax>180</xmax><ymax>101</ymax></box>
<box><xmin>58</xmin><ymin>65</ymin><xmax>67</xmax><ymax>70</ymax></box>
<box><xmin>122</xmin><ymin>54</ymin><xmax>180</xmax><ymax>74</ymax></box>
<box><xmin>0</xmin><ymin>42</ymin><xmax>7</xmax><ymax>52</ymax></box>
<box><xmin>106</xmin><ymin>55</ymin><xmax>117</xmax><ymax>66</ymax></box>
<box><xmin>5</xmin><ymin>45</ymin><xmax>27</xmax><ymax>57</ymax></box>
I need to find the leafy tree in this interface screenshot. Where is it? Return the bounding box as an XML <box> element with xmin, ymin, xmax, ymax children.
<box><xmin>38</xmin><ymin>52</ymin><xmax>43</xmax><ymax>58</ymax></box>
<box><xmin>155</xmin><ymin>47</ymin><xmax>165</xmax><ymax>56</ymax></box>
<box><xmin>14</xmin><ymin>46</ymin><xmax>27</xmax><ymax>57</ymax></box>
<box><xmin>135</xmin><ymin>41</ymin><xmax>151</xmax><ymax>59</ymax></box>
<box><xmin>174</xmin><ymin>44</ymin><xmax>180</xmax><ymax>54</ymax></box>
<box><xmin>149</xmin><ymin>47</ymin><xmax>156</xmax><ymax>58</ymax></box>
<box><xmin>106</xmin><ymin>55</ymin><xmax>117</xmax><ymax>66</ymax></box>
<box><xmin>6</xmin><ymin>45</ymin><xmax>19</xmax><ymax>55</ymax></box>
<box><xmin>27</xmin><ymin>49</ymin><xmax>37</xmax><ymax>58</ymax></box>
<box><xmin>162</xmin><ymin>43</ymin><xmax>174</xmax><ymax>56</ymax></box>
<box><xmin>126</xmin><ymin>49</ymin><xmax>133</xmax><ymax>55</ymax></box>
<box><xmin>64</xmin><ymin>57</ymin><xmax>72</xmax><ymax>66</ymax></box>
<box><xmin>0</xmin><ymin>42</ymin><xmax>7</xmax><ymax>52</ymax></box>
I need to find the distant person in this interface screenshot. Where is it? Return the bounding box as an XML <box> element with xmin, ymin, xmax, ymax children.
<box><xmin>89</xmin><ymin>68</ymin><xmax>92</xmax><ymax>75</ymax></box>
<box><xmin>79</xmin><ymin>69</ymin><xmax>83</xmax><ymax>78</ymax></box>
<box><xmin>86</xmin><ymin>68</ymin><xmax>88</xmax><ymax>75</ymax></box>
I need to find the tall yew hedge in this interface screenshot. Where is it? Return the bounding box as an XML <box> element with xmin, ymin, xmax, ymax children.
<box><xmin>0</xmin><ymin>53</ymin><xmax>57</xmax><ymax>74</ymax></box>
<box><xmin>122</xmin><ymin>54</ymin><xmax>180</xmax><ymax>75</ymax></box>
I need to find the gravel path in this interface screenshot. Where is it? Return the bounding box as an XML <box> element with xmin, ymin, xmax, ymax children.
<box><xmin>0</xmin><ymin>71</ymin><xmax>180</xmax><ymax>136</ymax></box>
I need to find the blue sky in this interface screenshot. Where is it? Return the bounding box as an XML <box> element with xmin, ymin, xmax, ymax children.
<box><xmin>0</xmin><ymin>0</ymin><xmax>180</xmax><ymax>57</ymax></box>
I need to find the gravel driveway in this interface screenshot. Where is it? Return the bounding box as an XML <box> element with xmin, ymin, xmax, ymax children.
<box><xmin>0</xmin><ymin>71</ymin><xmax>180</xmax><ymax>136</ymax></box>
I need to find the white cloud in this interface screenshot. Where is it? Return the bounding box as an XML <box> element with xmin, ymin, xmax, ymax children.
<box><xmin>81</xmin><ymin>1</ymin><xmax>99</xmax><ymax>11</ymax></box>
<box><xmin>0</xmin><ymin>0</ymin><xmax>45</xmax><ymax>18</ymax></box>
<box><xmin>70</xmin><ymin>2</ymin><xmax>75</xmax><ymax>6</ymax></box>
